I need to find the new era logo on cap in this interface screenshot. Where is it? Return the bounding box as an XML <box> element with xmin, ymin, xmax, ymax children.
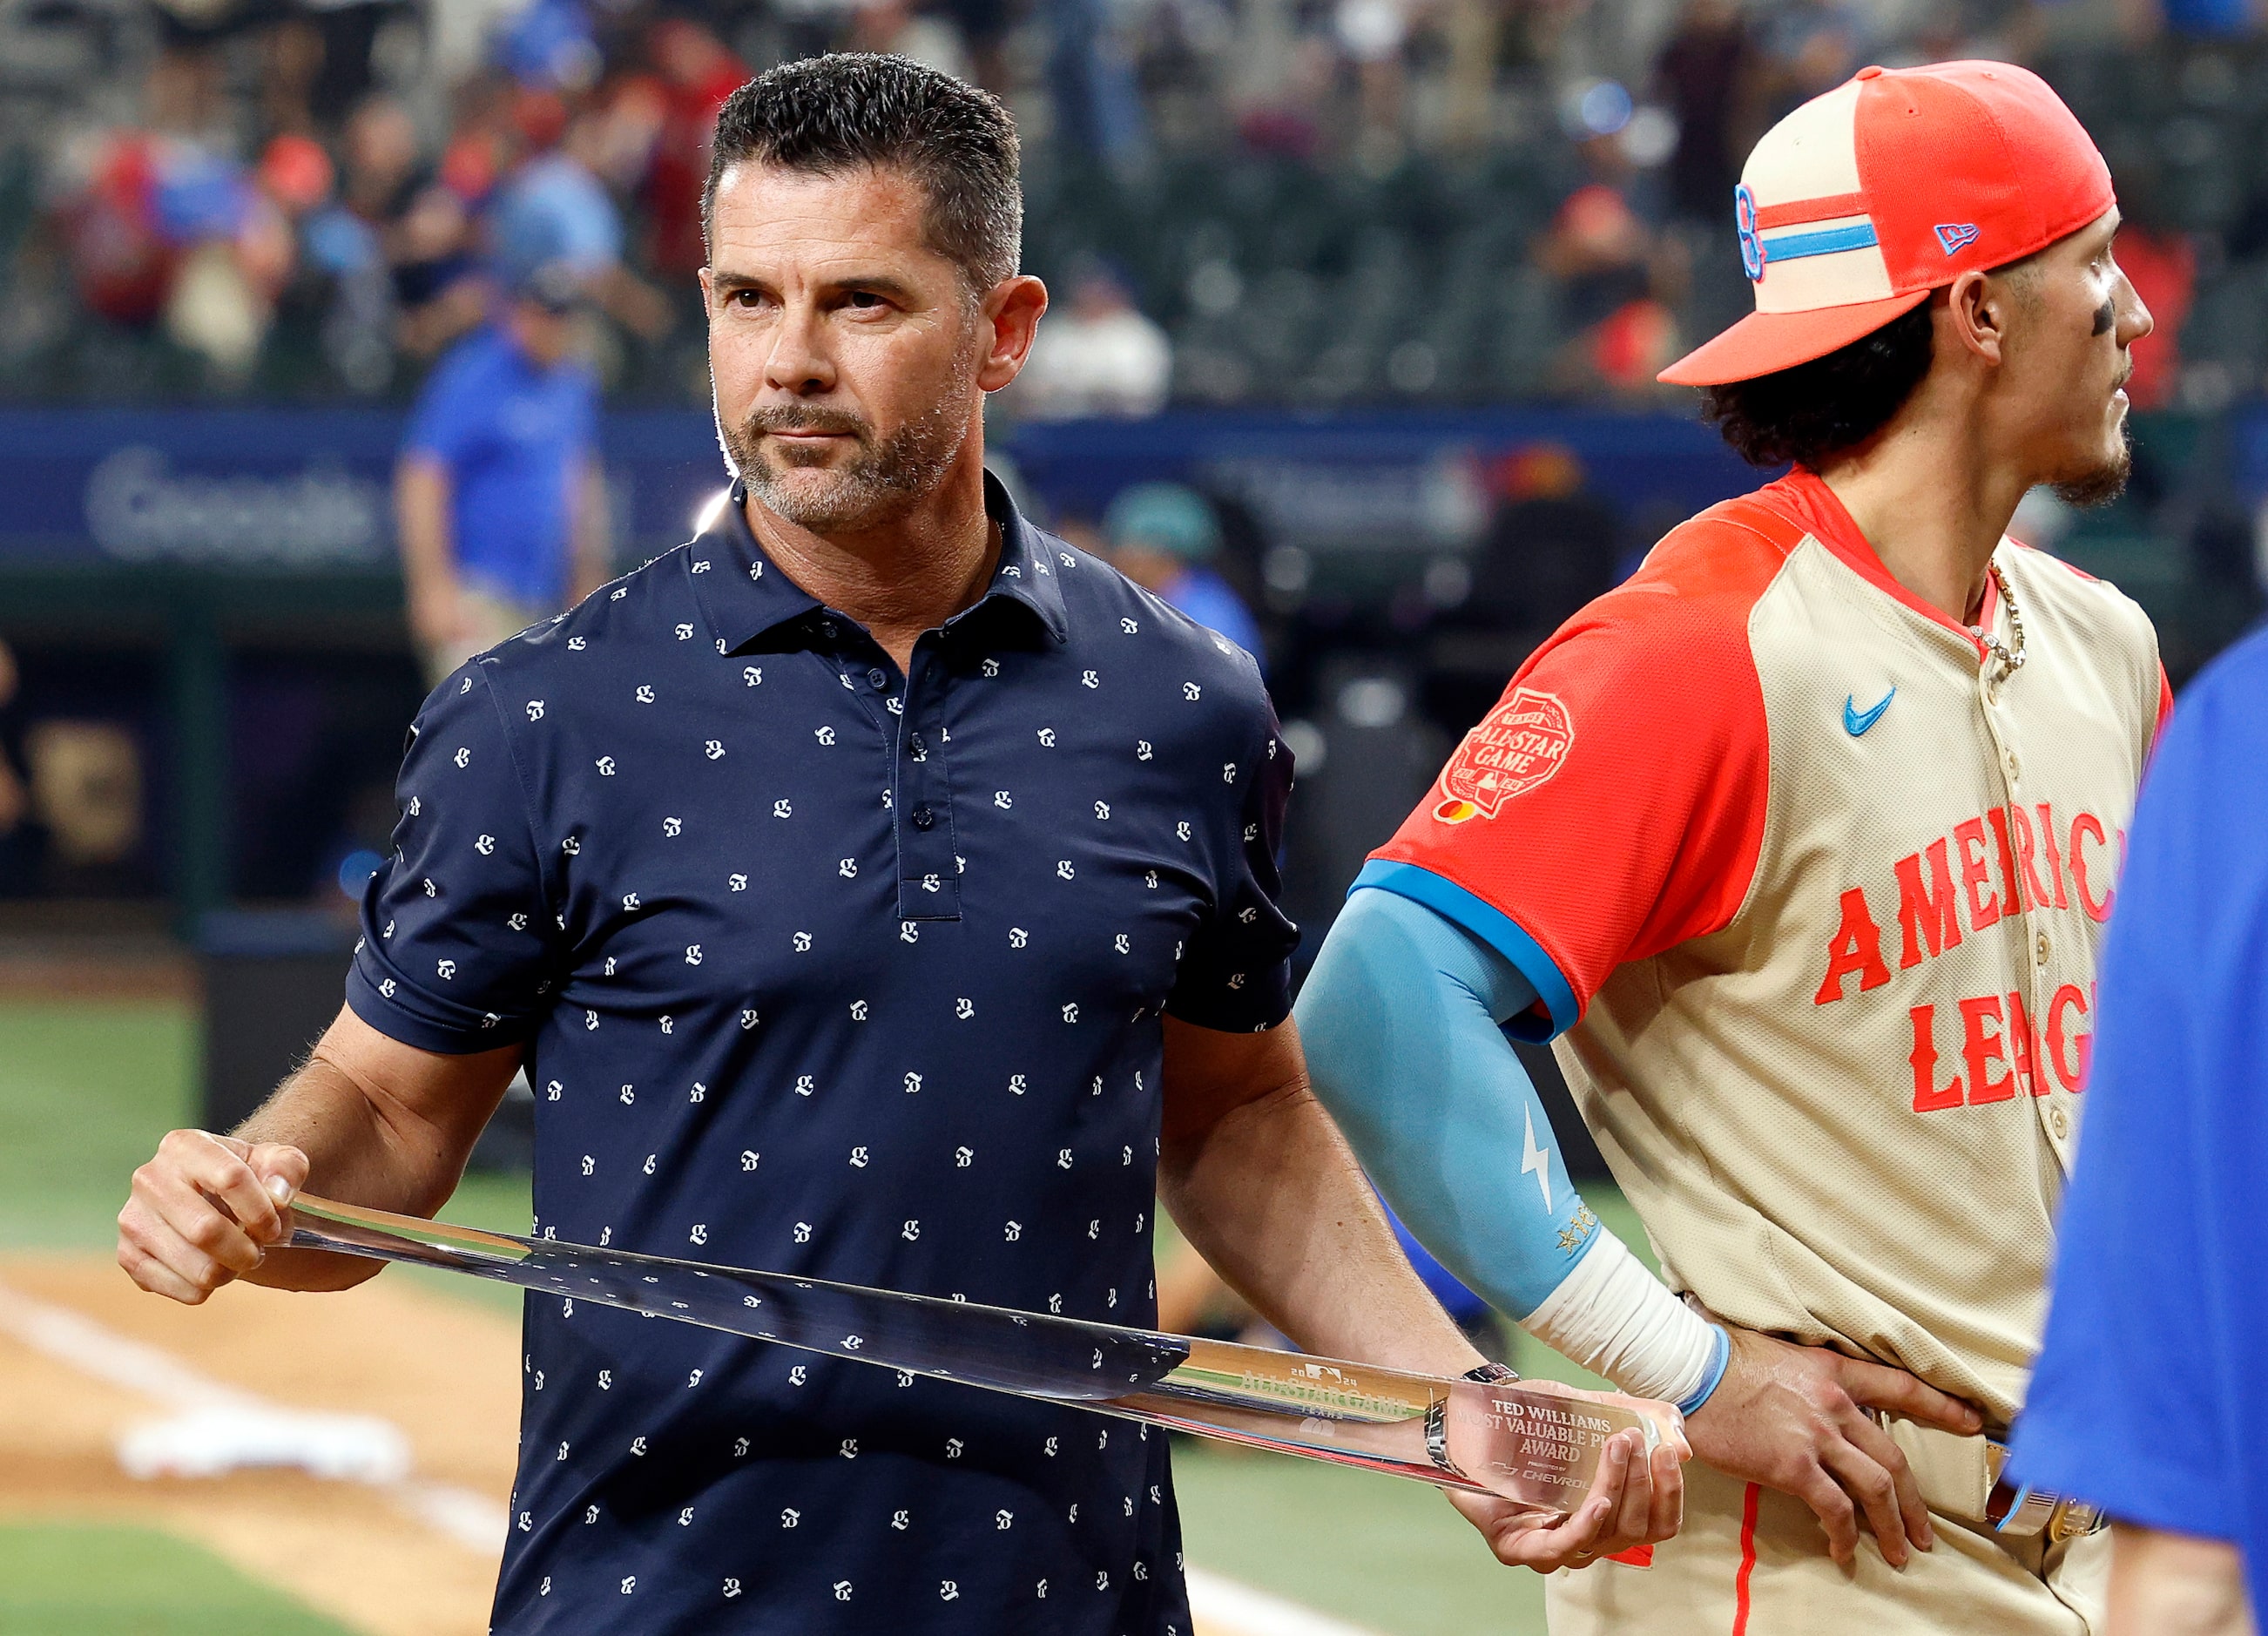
<box><xmin>1659</xmin><ymin>61</ymin><xmax>2115</xmax><ymax>387</ymax></box>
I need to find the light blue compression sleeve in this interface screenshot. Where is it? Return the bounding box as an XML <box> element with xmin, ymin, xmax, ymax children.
<box><xmin>1296</xmin><ymin>887</ymin><xmax>1603</xmax><ymax>1316</ymax></box>
<box><xmin>1298</xmin><ymin>887</ymin><xmax>1730</xmax><ymax>1413</ymax></box>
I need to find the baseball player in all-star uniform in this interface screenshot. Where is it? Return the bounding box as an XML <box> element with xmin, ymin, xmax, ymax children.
<box><xmin>1297</xmin><ymin>60</ymin><xmax>2167</xmax><ymax>1633</ymax></box>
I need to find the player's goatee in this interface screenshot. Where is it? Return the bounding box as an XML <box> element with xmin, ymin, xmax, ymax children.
<box><xmin>2051</xmin><ymin>430</ymin><xmax>2131</xmax><ymax>510</ymax></box>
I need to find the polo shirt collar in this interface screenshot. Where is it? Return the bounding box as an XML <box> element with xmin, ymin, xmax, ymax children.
<box><xmin>690</xmin><ymin>469</ymin><xmax>1069</xmax><ymax>653</ymax></box>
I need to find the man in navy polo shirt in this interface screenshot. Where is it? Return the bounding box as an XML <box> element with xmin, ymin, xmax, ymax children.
<box><xmin>117</xmin><ymin>55</ymin><xmax>1680</xmax><ymax>1633</ymax></box>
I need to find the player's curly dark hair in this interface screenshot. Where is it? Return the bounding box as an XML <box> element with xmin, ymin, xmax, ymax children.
<box><xmin>703</xmin><ymin>53</ymin><xmax>1021</xmax><ymax>293</ymax></box>
<box><xmin>1701</xmin><ymin>300</ymin><xmax>1938</xmax><ymax>469</ymax></box>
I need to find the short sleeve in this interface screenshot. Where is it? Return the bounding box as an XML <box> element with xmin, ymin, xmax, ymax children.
<box><xmin>2011</xmin><ymin>635</ymin><xmax>2268</xmax><ymax>1535</ymax></box>
<box><xmin>1360</xmin><ymin>557</ymin><xmax>1774</xmax><ymax>1037</ymax></box>
<box><xmin>1164</xmin><ymin>697</ymin><xmax>1299</xmax><ymax>1032</ymax></box>
<box><xmin>346</xmin><ymin>662</ymin><xmax>560</xmax><ymax>1053</ymax></box>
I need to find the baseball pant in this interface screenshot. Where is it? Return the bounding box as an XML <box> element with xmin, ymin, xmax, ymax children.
<box><xmin>1546</xmin><ymin>1456</ymin><xmax>2109</xmax><ymax>1636</ymax></box>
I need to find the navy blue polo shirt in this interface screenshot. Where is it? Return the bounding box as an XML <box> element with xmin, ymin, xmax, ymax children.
<box><xmin>345</xmin><ymin>473</ymin><xmax>1298</xmax><ymax>1634</ymax></box>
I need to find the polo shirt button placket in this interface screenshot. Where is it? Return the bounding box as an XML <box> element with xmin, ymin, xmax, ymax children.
<box><xmin>894</xmin><ymin>641</ymin><xmax>962</xmax><ymax>922</ymax></box>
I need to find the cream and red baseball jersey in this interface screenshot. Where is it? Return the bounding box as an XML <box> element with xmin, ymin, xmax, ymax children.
<box><xmin>1360</xmin><ymin>469</ymin><xmax>2168</xmax><ymax>1422</ymax></box>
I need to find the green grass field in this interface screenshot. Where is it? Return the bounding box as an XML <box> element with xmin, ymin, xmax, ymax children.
<box><xmin>0</xmin><ymin>997</ymin><xmax>1653</xmax><ymax>1634</ymax></box>
<box><xmin>0</xmin><ymin>1523</ymin><xmax>356</xmax><ymax>1636</ymax></box>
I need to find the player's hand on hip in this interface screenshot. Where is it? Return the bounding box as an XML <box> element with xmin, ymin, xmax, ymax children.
<box><xmin>1446</xmin><ymin>1428</ymin><xmax>1684</xmax><ymax>1573</ymax></box>
<box><xmin>118</xmin><ymin>1130</ymin><xmax>309</xmax><ymax>1304</ymax></box>
<box><xmin>1685</xmin><ymin>1328</ymin><xmax>1982</xmax><ymax>1572</ymax></box>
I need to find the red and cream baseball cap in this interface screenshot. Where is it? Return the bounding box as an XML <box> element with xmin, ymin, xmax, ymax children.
<box><xmin>1658</xmin><ymin>60</ymin><xmax>2115</xmax><ymax>387</ymax></box>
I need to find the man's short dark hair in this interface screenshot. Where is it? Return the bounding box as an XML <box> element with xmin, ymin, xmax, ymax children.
<box><xmin>702</xmin><ymin>53</ymin><xmax>1022</xmax><ymax>293</ymax></box>
<box><xmin>1702</xmin><ymin>300</ymin><xmax>1937</xmax><ymax>469</ymax></box>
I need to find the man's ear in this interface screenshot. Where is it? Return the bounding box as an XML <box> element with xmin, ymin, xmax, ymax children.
<box><xmin>976</xmin><ymin>275</ymin><xmax>1050</xmax><ymax>393</ymax></box>
<box><xmin>1945</xmin><ymin>268</ymin><xmax>2015</xmax><ymax>367</ymax></box>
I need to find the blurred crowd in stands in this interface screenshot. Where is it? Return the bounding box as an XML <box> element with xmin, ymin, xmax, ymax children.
<box><xmin>0</xmin><ymin>0</ymin><xmax>2265</xmax><ymax>410</ymax></box>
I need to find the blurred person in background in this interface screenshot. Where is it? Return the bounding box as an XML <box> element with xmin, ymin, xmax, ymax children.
<box><xmin>1654</xmin><ymin>0</ymin><xmax>1762</xmax><ymax>231</ymax></box>
<box><xmin>1009</xmin><ymin>256</ymin><xmax>1171</xmax><ymax>418</ymax></box>
<box><xmin>1539</xmin><ymin>157</ymin><xmax>1686</xmax><ymax>400</ymax></box>
<box><xmin>851</xmin><ymin>0</ymin><xmax>977</xmax><ymax>84</ymax></box>
<box><xmin>2103</xmin><ymin>215</ymin><xmax>2195</xmax><ymax>410</ymax></box>
<box><xmin>1753</xmin><ymin>0</ymin><xmax>1868</xmax><ymax>121</ymax></box>
<box><xmin>641</xmin><ymin>17</ymin><xmax>748</xmax><ymax>281</ymax></box>
<box><xmin>1100</xmin><ymin>482</ymin><xmax>1264</xmax><ymax>661</ymax></box>
<box><xmin>394</xmin><ymin>245</ymin><xmax>608</xmax><ymax>685</ymax></box>
<box><xmin>54</xmin><ymin>43</ymin><xmax>297</xmax><ymax>377</ymax></box>
<box><xmin>489</xmin><ymin>99</ymin><xmax>675</xmax><ymax>343</ymax></box>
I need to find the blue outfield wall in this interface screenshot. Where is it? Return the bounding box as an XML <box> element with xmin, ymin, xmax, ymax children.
<box><xmin>0</xmin><ymin>406</ymin><xmax>1775</xmax><ymax>574</ymax></box>
<box><xmin>8</xmin><ymin>402</ymin><xmax>2263</xmax><ymax>577</ymax></box>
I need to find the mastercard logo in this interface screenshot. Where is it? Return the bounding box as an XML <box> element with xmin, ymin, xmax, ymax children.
<box><xmin>1434</xmin><ymin>799</ymin><xmax>1483</xmax><ymax>824</ymax></box>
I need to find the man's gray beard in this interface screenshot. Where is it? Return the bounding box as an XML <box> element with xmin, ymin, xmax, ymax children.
<box><xmin>2049</xmin><ymin>432</ymin><xmax>2131</xmax><ymax>510</ymax></box>
<box><xmin>719</xmin><ymin>363</ymin><xmax>976</xmax><ymax>534</ymax></box>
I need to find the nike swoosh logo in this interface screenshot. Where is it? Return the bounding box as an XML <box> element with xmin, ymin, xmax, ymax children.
<box><xmin>1844</xmin><ymin>687</ymin><xmax>1896</xmax><ymax>736</ymax></box>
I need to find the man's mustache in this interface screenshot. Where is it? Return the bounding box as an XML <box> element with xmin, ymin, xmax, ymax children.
<box><xmin>742</xmin><ymin>406</ymin><xmax>869</xmax><ymax>439</ymax></box>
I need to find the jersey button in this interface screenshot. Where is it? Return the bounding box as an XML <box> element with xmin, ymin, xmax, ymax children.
<box><xmin>2005</xmin><ymin>750</ymin><xmax>2022</xmax><ymax>781</ymax></box>
<box><xmin>911</xmin><ymin>805</ymin><xmax>936</xmax><ymax>830</ymax></box>
<box><xmin>867</xmin><ymin>667</ymin><xmax>889</xmax><ymax>691</ymax></box>
<box><xmin>2049</xmin><ymin>1105</ymin><xmax>2070</xmax><ymax>1140</ymax></box>
<box><xmin>2035</xmin><ymin>931</ymin><xmax>2051</xmax><ymax>966</ymax></box>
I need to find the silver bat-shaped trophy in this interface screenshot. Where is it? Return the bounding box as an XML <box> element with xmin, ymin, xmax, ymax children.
<box><xmin>286</xmin><ymin>1193</ymin><xmax>1684</xmax><ymax>1519</ymax></box>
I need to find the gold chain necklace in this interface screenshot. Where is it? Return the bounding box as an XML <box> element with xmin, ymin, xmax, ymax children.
<box><xmin>1972</xmin><ymin>562</ymin><xmax>2025</xmax><ymax>684</ymax></box>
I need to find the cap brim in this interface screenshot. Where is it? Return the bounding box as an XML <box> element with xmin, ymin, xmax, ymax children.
<box><xmin>1657</xmin><ymin>290</ymin><xmax>1931</xmax><ymax>387</ymax></box>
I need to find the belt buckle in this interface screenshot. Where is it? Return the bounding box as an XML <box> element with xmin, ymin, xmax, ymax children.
<box><xmin>1984</xmin><ymin>1441</ymin><xmax>2104</xmax><ymax>1542</ymax></box>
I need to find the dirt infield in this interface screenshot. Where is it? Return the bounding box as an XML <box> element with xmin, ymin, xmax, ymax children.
<box><xmin>0</xmin><ymin>1254</ymin><xmax>517</xmax><ymax>1636</ymax></box>
<box><xmin>0</xmin><ymin>1255</ymin><xmax>1342</xmax><ymax>1636</ymax></box>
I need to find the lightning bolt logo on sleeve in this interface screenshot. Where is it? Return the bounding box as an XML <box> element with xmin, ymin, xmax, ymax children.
<box><xmin>1521</xmin><ymin>1104</ymin><xmax>1554</xmax><ymax>1213</ymax></box>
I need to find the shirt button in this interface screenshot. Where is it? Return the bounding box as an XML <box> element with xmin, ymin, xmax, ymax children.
<box><xmin>2049</xmin><ymin>1105</ymin><xmax>2070</xmax><ymax>1140</ymax></box>
<box><xmin>908</xmin><ymin>733</ymin><xmax>927</xmax><ymax>756</ymax></box>
<box><xmin>2035</xmin><ymin>930</ymin><xmax>2051</xmax><ymax>966</ymax></box>
<box><xmin>819</xmin><ymin>619</ymin><xmax>839</xmax><ymax>640</ymax></box>
<box><xmin>867</xmin><ymin>667</ymin><xmax>889</xmax><ymax>691</ymax></box>
<box><xmin>2005</xmin><ymin>750</ymin><xmax>2022</xmax><ymax>781</ymax></box>
<box><xmin>911</xmin><ymin>805</ymin><xmax>936</xmax><ymax>830</ymax></box>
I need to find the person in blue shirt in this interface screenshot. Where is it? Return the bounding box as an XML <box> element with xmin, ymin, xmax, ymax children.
<box><xmin>1099</xmin><ymin>483</ymin><xmax>1265</xmax><ymax>666</ymax></box>
<box><xmin>395</xmin><ymin>254</ymin><xmax>609</xmax><ymax>685</ymax></box>
<box><xmin>2013</xmin><ymin>623</ymin><xmax>2268</xmax><ymax>1636</ymax></box>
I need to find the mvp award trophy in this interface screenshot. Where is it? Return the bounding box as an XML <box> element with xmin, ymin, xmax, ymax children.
<box><xmin>287</xmin><ymin>1193</ymin><xmax>1684</xmax><ymax>1520</ymax></box>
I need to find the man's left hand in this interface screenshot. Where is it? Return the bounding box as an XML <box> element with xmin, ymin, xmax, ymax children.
<box><xmin>1446</xmin><ymin>1427</ymin><xmax>1685</xmax><ymax>1572</ymax></box>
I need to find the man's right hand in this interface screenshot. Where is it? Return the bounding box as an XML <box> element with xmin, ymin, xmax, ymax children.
<box><xmin>118</xmin><ymin>1131</ymin><xmax>310</xmax><ymax>1305</ymax></box>
<box><xmin>1685</xmin><ymin>1327</ymin><xmax>1984</xmax><ymax>1571</ymax></box>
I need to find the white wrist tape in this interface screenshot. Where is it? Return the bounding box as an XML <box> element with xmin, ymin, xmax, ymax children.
<box><xmin>1517</xmin><ymin>1232</ymin><xmax>1721</xmax><ymax>1409</ymax></box>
